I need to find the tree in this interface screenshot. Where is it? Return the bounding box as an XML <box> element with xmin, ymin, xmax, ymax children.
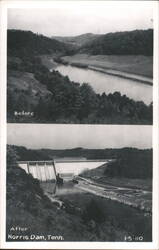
<box><xmin>78</xmin><ymin>83</ymin><xmax>98</xmax><ymax>119</ymax></box>
<box><xmin>82</xmin><ymin>199</ymin><xmax>105</xmax><ymax>223</ymax></box>
<box><xmin>7</xmin><ymin>145</ymin><xmax>19</xmax><ymax>166</ymax></box>
<box><xmin>35</xmin><ymin>97</ymin><xmax>49</xmax><ymax>120</ymax></box>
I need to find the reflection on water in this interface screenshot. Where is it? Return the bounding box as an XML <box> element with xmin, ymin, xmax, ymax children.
<box><xmin>41</xmin><ymin>181</ymin><xmax>82</xmax><ymax>196</ymax></box>
<box><xmin>56</xmin><ymin>65</ymin><xmax>152</xmax><ymax>105</ymax></box>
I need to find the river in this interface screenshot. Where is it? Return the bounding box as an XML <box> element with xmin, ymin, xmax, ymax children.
<box><xmin>55</xmin><ymin>65</ymin><xmax>152</xmax><ymax>105</ymax></box>
<box><xmin>41</xmin><ymin>176</ymin><xmax>152</xmax><ymax>213</ymax></box>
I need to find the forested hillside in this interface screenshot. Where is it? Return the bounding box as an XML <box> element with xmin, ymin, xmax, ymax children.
<box><xmin>8</xmin><ymin>29</ymin><xmax>74</xmax><ymax>57</ymax></box>
<box><xmin>80</xmin><ymin>148</ymin><xmax>152</xmax><ymax>179</ymax></box>
<box><xmin>7</xmin><ymin>145</ymin><xmax>52</xmax><ymax>161</ymax></box>
<box><xmin>80</xmin><ymin>29</ymin><xmax>153</xmax><ymax>55</ymax></box>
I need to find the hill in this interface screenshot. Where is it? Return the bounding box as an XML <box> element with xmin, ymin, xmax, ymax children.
<box><xmin>80</xmin><ymin>29</ymin><xmax>153</xmax><ymax>56</ymax></box>
<box><xmin>80</xmin><ymin>148</ymin><xmax>152</xmax><ymax>179</ymax></box>
<box><xmin>7</xmin><ymin>29</ymin><xmax>74</xmax><ymax>57</ymax></box>
<box><xmin>52</xmin><ymin>33</ymin><xmax>100</xmax><ymax>47</ymax></box>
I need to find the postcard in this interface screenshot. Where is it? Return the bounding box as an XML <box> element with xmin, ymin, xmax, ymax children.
<box><xmin>0</xmin><ymin>0</ymin><xmax>158</xmax><ymax>249</ymax></box>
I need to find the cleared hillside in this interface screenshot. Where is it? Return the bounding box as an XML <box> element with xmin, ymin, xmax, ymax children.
<box><xmin>61</xmin><ymin>54</ymin><xmax>153</xmax><ymax>78</ymax></box>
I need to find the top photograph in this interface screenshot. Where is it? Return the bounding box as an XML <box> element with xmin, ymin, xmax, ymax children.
<box><xmin>7</xmin><ymin>1</ymin><xmax>153</xmax><ymax>124</ymax></box>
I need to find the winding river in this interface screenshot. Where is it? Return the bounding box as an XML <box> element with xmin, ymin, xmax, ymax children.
<box><xmin>55</xmin><ymin>65</ymin><xmax>152</xmax><ymax>105</ymax></box>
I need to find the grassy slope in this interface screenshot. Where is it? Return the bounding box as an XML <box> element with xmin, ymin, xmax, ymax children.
<box><xmin>61</xmin><ymin>54</ymin><xmax>153</xmax><ymax>77</ymax></box>
<box><xmin>93</xmin><ymin>177</ymin><xmax>152</xmax><ymax>191</ymax></box>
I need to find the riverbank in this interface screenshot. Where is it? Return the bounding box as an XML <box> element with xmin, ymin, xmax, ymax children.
<box><xmin>88</xmin><ymin>66</ymin><xmax>152</xmax><ymax>85</ymax></box>
<box><xmin>60</xmin><ymin>54</ymin><xmax>153</xmax><ymax>85</ymax></box>
<box><xmin>76</xmin><ymin>177</ymin><xmax>152</xmax><ymax>214</ymax></box>
<box><xmin>58</xmin><ymin>190</ymin><xmax>152</xmax><ymax>242</ymax></box>
<box><xmin>40</xmin><ymin>181</ymin><xmax>152</xmax><ymax>242</ymax></box>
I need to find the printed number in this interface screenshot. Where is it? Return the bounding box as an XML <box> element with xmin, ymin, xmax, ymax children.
<box><xmin>124</xmin><ymin>236</ymin><xmax>132</xmax><ymax>241</ymax></box>
<box><xmin>125</xmin><ymin>235</ymin><xmax>143</xmax><ymax>241</ymax></box>
<box><xmin>136</xmin><ymin>236</ymin><xmax>143</xmax><ymax>241</ymax></box>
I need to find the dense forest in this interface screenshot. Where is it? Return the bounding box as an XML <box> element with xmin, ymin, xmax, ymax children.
<box><xmin>103</xmin><ymin>152</ymin><xmax>152</xmax><ymax>179</ymax></box>
<box><xmin>80</xmin><ymin>29</ymin><xmax>153</xmax><ymax>55</ymax></box>
<box><xmin>8</xmin><ymin>145</ymin><xmax>152</xmax><ymax>179</ymax></box>
<box><xmin>7</xmin><ymin>145</ymin><xmax>52</xmax><ymax>161</ymax></box>
<box><xmin>7</xmin><ymin>29</ymin><xmax>74</xmax><ymax>57</ymax></box>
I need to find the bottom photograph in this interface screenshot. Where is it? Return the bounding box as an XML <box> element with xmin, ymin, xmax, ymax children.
<box><xmin>6</xmin><ymin>124</ymin><xmax>152</xmax><ymax>242</ymax></box>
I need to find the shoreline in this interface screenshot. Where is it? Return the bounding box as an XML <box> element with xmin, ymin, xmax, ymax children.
<box><xmin>42</xmin><ymin>55</ymin><xmax>153</xmax><ymax>86</ymax></box>
<box><xmin>42</xmin><ymin>178</ymin><xmax>152</xmax><ymax>215</ymax></box>
<box><xmin>58</xmin><ymin>60</ymin><xmax>153</xmax><ymax>86</ymax></box>
<box><xmin>76</xmin><ymin>178</ymin><xmax>152</xmax><ymax>214</ymax></box>
<box><xmin>88</xmin><ymin>65</ymin><xmax>153</xmax><ymax>86</ymax></box>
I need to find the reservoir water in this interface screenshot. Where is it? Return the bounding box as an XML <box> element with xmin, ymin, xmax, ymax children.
<box><xmin>56</xmin><ymin>65</ymin><xmax>152</xmax><ymax>105</ymax></box>
<box><xmin>19</xmin><ymin>160</ymin><xmax>108</xmax><ymax>181</ymax></box>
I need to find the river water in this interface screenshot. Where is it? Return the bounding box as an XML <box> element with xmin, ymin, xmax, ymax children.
<box><xmin>56</xmin><ymin>65</ymin><xmax>152</xmax><ymax>105</ymax></box>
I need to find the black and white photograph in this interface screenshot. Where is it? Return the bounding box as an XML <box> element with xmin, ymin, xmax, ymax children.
<box><xmin>6</xmin><ymin>124</ymin><xmax>152</xmax><ymax>242</ymax></box>
<box><xmin>7</xmin><ymin>1</ymin><xmax>153</xmax><ymax>124</ymax></box>
<box><xmin>0</xmin><ymin>0</ymin><xmax>158</xmax><ymax>249</ymax></box>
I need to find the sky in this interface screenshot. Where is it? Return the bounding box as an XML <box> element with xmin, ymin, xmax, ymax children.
<box><xmin>7</xmin><ymin>1</ymin><xmax>153</xmax><ymax>37</ymax></box>
<box><xmin>7</xmin><ymin>124</ymin><xmax>152</xmax><ymax>150</ymax></box>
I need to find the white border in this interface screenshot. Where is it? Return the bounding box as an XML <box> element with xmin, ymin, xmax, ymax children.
<box><xmin>0</xmin><ymin>1</ymin><xmax>159</xmax><ymax>249</ymax></box>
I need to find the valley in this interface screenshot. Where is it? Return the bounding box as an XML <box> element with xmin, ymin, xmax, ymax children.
<box><xmin>7</xmin><ymin>29</ymin><xmax>153</xmax><ymax>124</ymax></box>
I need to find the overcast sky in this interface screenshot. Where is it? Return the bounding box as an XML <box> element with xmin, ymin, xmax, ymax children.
<box><xmin>7</xmin><ymin>1</ymin><xmax>153</xmax><ymax>37</ymax></box>
<box><xmin>7</xmin><ymin>124</ymin><xmax>152</xmax><ymax>150</ymax></box>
